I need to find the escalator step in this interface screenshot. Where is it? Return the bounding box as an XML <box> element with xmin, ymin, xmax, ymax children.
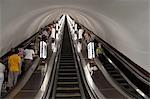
<box><xmin>116</xmin><ymin>79</ymin><xmax>126</xmax><ymax>83</ymax></box>
<box><xmin>60</xmin><ymin>58</ymin><xmax>74</xmax><ymax>60</ymax></box>
<box><xmin>111</xmin><ymin>74</ymin><xmax>122</xmax><ymax>77</ymax></box>
<box><xmin>59</xmin><ymin>69</ymin><xmax>76</xmax><ymax>72</ymax></box>
<box><xmin>57</xmin><ymin>83</ymin><xmax>79</xmax><ymax>87</ymax></box>
<box><xmin>58</xmin><ymin>77</ymin><xmax>78</xmax><ymax>82</ymax></box>
<box><xmin>58</xmin><ymin>77</ymin><xmax>78</xmax><ymax>79</ymax></box>
<box><xmin>58</xmin><ymin>79</ymin><xmax>78</xmax><ymax>82</ymax></box>
<box><xmin>105</xmin><ymin>66</ymin><xmax>114</xmax><ymax>69</ymax></box>
<box><xmin>108</xmin><ymin>71</ymin><xmax>119</xmax><ymax>74</ymax></box>
<box><xmin>56</xmin><ymin>87</ymin><xmax>80</xmax><ymax>92</ymax></box>
<box><xmin>61</xmin><ymin>53</ymin><xmax>73</xmax><ymax>55</ymax></box>
<box><xmin>60</xmin><ymin>60</ymin><xmax>74</xmax><ymax>62</ymax></box>
<box><xmin>59</xmin><ymin>63</ymin><xmax>75</xmax><ymax>65</ymax></box>
<box><xmin>58</xmin><ymin>73</ymin><xmax>77</xmax><ymax>77</ymax></box>
<box><xmin>60</xmin><ymin>61</ymin><xmax>75</xmax><ymax>65</ymax></box>
<box><xmin>57</xmin><ymin>82</ymin><xmax>79</xmax><ymax>88</ymax></box>
<box><xmin>59</xmin><ymin>66</ymin><xmax>76</xmax><ymax>69</ymax></box>
<box><xmin>60</xmin><ymin>56</ymin><xmax>73</xmax><ymax>57</ymax></box>
<box><xmin>119</xmin><ymin>83</ymin><xmax>129</xmax><ymax>86</ymax></box>
<box><xmin>57</xmin><ymin>82</ymin><xmax>79</xmax><ymax>85</ymax></box>
<box><xmin>56</xmin><ymin>93</ymin><xmax>81</xmax><ymax>98</ymax></box>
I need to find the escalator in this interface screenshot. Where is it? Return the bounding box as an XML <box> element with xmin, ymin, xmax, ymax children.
<box><xmin>103</xmin><ymin>47</ymin><xmax>150</xmax><ymax>97</ymax></box>
<box><xmin>76</xmin><ymin>20</ymin><xmax>149</xmax><ymax>98</ymax></box>
<box><xmin>51</xmin><ymin>21</ymin><xmax>86</xmax><ymax>99</ymax></box>
<box><xmin>99</xmin><ymin>54</ymin><xmax>146</xmax><ymax>99</ymax></box>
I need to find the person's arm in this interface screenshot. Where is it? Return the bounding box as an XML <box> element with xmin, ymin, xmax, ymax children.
<box><xmin>18</xmin><ymin>57</ymin><xmax>21</xmax><ymax>74</ymax></box>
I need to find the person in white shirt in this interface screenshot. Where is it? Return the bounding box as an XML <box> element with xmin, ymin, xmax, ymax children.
<box><xmin>77</xmin><ymin>40</ymin><xmax>82</xmax><ymax>53</ymax></box>
<box><xmin>24</xmin><ymin>45</ymin><xmax>35</xmax><ymax>71</ymax></box>
<box><xmin>87</xmin><ymin>61</ymin><xmax>98</xmax><ymax>76</ymax></box>
<box><xmin>51</xmin><ymin>38</ymin><xmax>57</xmax><ymax>52</ymax></box>
<box><xmin>0</xmin><ymin>59</ymin><xmax>5</xmax><ymax>97</ymax></box>
<box><xmin>78</xmin><ymin>29</ymin><xmax>84</xmax><ymax>39</ymax></box>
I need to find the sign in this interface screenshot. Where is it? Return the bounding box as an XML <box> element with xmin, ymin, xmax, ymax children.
<box><xmin>51</xmin><ymin>28</ymin><xmax>55</xmax><ymax>38</ymax></box>
<box><xmin>78</xmin><ymin>29</ymin><xmax>83</xmax><ymax>39</ymax></box>
<box><xmin>87</xmin><ymin>42</ymin><xmax>95</xmax><ymax>59</ymax></box>
<box><xmin>40</xmin><ymin>41</ymin><xmax>47</xmax><ymax>59</ymax></box>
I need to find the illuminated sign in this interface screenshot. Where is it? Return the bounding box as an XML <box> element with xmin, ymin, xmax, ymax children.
<box><xmin>87</xmin><ymin>42</ymin><xmax>95</xmax><ymax>59</ymax></box>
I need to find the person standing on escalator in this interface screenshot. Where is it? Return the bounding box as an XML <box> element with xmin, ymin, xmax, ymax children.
<box><xmin>24</xmin><ymin>45</ymin><xmax>35</xmax><ymax>71</ymax></box>
<box><xmin>8</xmin><ymin>49</ymin><xmax>21</xmax><ymax>89</ymax></box>
<box><xmin>96</xmin><ymin>43</ymin><xmax>104</xmax><ymax>61</ymax></box>
<box><xmin>0</xmin><ymin>58</ymin><xmax>5</xmax><ymax>97</ymax></box>
<box><xmin>18</xmin><ymin>47</ymin><xmax>25</xmax><ymax>75</ymax></box>
<box><xmin>77</xmin><ymin>39</ymin><xmax>82</xmax><ymax>53</ymax></box>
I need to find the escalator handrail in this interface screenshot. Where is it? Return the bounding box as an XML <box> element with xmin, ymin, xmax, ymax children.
<box><xmin>77</xmin><ymin>22</ymin><xmax>150</xmax><ymax>85</ymax></box>
<box><xmin>77</xmin><ymin>49</ymin><xmax>106</xmax><ymax>99</ymax></box>
<box><xmin>1</xmin><ymin>30</ymin><xmax>40</xmax><ymax>98</ymax></box>
<box><xmin>68</xmin><ymin>29</ymin><xmax>86</xmax><ymax>99</ymax></box>
<box><xmin>47</xmin><ymin>38</ymin><xmax>63</xmax><ymax>99</ymax></box>
<box><xmin>1</xmin><ymin>22</ymin><xmax>49</xmax><ymax>64</ymax></box>
<box><xmin>34</xmin><ymin>18</ymin><xmax>66</xmax><ymax>99</ymax></box>
<box><xmin>103</xmin><ymin>53</ymin><xmax>148</xmax><ymax>98</ymax></box>
<box><xmin>1</xmin><ymin>31</ymin><xmax>39</xmax><ymax>62</ymax></box>
<box><xmin>101</xmin><ymin>44</ymin><xmax>150</xmax><ymax>85</ymax></box>
<box><xmin>34</xmin><ymin>30</ymin><xmax>64</xmax><ymax>99</ymax></box>
<box><xmin>34</xmin><ymin>44</ymin><xmax>61</xmax><ymax>99</ymax></box>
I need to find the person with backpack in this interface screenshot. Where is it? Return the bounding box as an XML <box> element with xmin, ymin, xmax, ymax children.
<box><xmin>96</xmin><ymin>43</ymin><xmax>104</xmax><ymax>60</ymax></box>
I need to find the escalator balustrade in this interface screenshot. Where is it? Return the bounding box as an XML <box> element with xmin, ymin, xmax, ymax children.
<box><xmin>100</xmin><ymin>55</ymin><xmax>145</xmax><ymax>99</ymax></box>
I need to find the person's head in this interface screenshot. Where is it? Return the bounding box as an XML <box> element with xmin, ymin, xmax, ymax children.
<box><xmin>16</xmin><ymin>49</ymin><xmax>19</xmax><ymax>54</ymax></box>
<box><xmin>18</xmin><ymin>45</ymin><xmax>24</xmax><ymax>51</ymax></box>
<box><xmin>10</xmin><ymin>48</ymin><xmax>16</xmax><ymax>55</ymax></box>
<box><xmin>11</xmin><ymin>48</ymin><xmax>19</xmax><ymax>54</ymax></box>
<box><xmin>98</xmin><ymin>43</ymin><xmax>101</xmax><ymax>47</ymax></box>
<box><xmin>11</xmin><ymin>48</ymin><xmax>15</xmax><ymax>52</ymax></box>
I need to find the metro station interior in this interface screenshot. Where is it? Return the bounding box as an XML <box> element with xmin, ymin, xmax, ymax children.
<box><xmin>0</xmin><ymin>0</ymin><xmax>150</xmax><ymax>99</ymax></box>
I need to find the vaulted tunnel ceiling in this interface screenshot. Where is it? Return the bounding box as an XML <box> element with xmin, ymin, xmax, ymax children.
<box><xmin>0</xmin><ymin>0</ymin><xmax>149</xmax><ymax>72</ymax></box>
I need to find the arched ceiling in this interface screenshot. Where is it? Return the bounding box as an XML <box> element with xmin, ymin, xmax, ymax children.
<box><xmin>0</xmin><ymin>0</ymin><xmax>149</xmax><ymax>72</ymax></box>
